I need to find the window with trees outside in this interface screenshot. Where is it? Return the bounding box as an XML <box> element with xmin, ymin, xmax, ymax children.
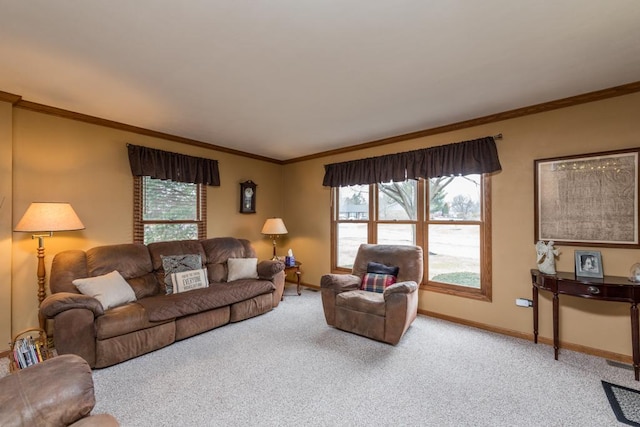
<box><xmin>331</xmin><ymin>174</ymin><xmax>491</xmax><ymax>301</ymax></box>
<box><xmin>133</xmin><ymin>176</ymin><xmax>206</xmax><ymax>244</ymax></box>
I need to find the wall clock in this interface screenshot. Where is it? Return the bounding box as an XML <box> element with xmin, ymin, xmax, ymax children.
<box><xmin>239</xmin><ymin>180</ymin><xmax>256</xmax><ymax>214</ymax></box>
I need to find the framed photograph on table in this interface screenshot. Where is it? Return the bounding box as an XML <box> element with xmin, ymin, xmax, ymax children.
<box><xmin>534</xmin><ymin>148</ymin><xmax>640</xmax><ymax>248</ymax></box>
<box><xmin>574</xmin><ymin>250</ymin><xmax>603</xmax><ymax>278</ymax></box>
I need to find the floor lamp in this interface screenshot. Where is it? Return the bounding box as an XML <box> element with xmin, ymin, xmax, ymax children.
<box><xmin>15</xmin><ymin>202</ymin><xmax>85</xmax><ymax>330</ymax></box>
<box><xmin>261</xmin><ymin>218</ymin><xmax>288</xmax><ymax>261</ymax></box>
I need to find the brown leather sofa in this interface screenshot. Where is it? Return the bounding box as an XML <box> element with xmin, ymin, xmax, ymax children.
<box><xmin>40</xmin><ymin>237</ymin><xmax>285</xmax><ymax>368</ymax></box>
<box><xmin>321</xmin><ymin>244</ymin><xmax>424</xmax><ymax>345</ymax></box>
<box><xmin>0</xmin><ymin>354</ymin><xmax>119</xmax><ymax>426</ymax></box>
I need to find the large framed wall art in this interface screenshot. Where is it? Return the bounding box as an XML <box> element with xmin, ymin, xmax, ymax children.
<box><xmin>534</xmin><ymin>148</ymin><xmax>640</xmax><ymax>248</ymax></box>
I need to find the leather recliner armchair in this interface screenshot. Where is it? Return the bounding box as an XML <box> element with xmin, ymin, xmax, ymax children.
<box><xmin>0</xmin><ymin>354</ymin><xmax>119</xmax><ymax>426</ymax></box>
<box><xmin>320</xmin><ymin>244</ymin><xmax>424</xmax><ymax>345</ymax></box>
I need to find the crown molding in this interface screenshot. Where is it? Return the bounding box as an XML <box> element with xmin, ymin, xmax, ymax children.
<box><xmin>283</xmin><ymin>80</ymin><xmax>640</xmax><ymax>164</ymax></box>
<box><xmin>0</xmin><ymin>90</ymin><xmax>22</xmax><ymax>104</ymax></box>
<box><xmin>4</xmin><ymin>81</ymin><xmax>640</xmax><ymax>165</ymax></box>
<box><xmin>12</xmin><ymin>99</ymin><xmax>283</xmax><ymax>164</ymax></box>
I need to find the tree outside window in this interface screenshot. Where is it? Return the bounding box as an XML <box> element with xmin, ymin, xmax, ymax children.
<box><xmin>134</xmin><ymin>176</ymin><xmax>206</xmax><ymax>244</ymax></box>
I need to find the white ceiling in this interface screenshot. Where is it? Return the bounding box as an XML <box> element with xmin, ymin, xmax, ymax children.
<box><xmin>1</xmin><ymin>1</ymin><xmax>639</xmax><ymax>161</ymax></box>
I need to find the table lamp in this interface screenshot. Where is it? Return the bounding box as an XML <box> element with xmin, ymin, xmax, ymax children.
<box><xmin>261</xmin><ymin>218</ymin><xmax>288</xmax><ymax>260</ymax></box>
<box><xmin>15</xmin><ymin>202</ymin><xmax>85</xmax><ymax>329</ymax></box>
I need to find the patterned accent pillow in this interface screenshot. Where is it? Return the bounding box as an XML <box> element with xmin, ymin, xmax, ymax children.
<box><xmin>161</xmin><ymin>254</ymin><xmax>202</xmax><ymax>294</ymax></box>
<box><xmin>360</xmin><ymin>273</ymin><xmax>397</xmax><ymax>293</ymax></box>
<box><xmin>366</xmin><ymin>261</ymin><xmax>399</xmax><ymax>276</ymax></box>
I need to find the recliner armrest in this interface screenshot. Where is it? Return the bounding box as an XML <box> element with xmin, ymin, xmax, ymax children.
<box><xmin>321</xmin><ymin>274</ymin><xmax>361</xmax><ymax>291</ymax></box>
<box><xmin>257</xmin><ymin>260</ymin><xmax>285</xmax><ymax>280</ymax></box>
<box><xmin>383</xmin><ymin>281</ymin><xmax>418</xmax><ymax>298</ymax></box>
<box><xmin>40</xmin><ymin>292</ymin><xmax>104</xmax><ymax>319</ymax></box>
<box><xmin>0</xmin><ymin>354</ymin><xmax>98</xmax><ymax>426</ymax></box>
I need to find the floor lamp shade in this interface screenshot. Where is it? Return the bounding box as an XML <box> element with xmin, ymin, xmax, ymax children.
<box><xmin>15</xmin><ymin>202</ymin><xmax>85</xmax><ymax>232</ymax></box>
<box><xmin>15</xmin><ymin>202</ymin><xmax>85</xmax><ymax>330</ymax></box>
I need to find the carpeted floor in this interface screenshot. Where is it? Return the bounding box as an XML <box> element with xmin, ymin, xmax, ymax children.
<box><xmin>86</xmin><ymin>288</ymin><xmax>640</xmax><ymax>426</ymax></box>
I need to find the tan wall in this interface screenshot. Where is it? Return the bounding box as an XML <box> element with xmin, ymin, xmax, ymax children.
<box><xmin>283</xmin><ymin>92</ymin><xmax>640</xmax><ymax>359</ymax></box>
<box><xmin>0</xmin><ymin>101</ymin><xmax>13</xmax><ymax>348</ymax></box>
<box><xmin>7</xmin><ymin>109</ymin><xmax>283</xmax><ymax>344</ymax></box>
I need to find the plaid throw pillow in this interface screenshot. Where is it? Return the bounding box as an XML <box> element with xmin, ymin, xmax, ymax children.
<box><xmin>360</xmin><ymin>273</ymin><xmax>397</xmax><ymax>293</ymax></box>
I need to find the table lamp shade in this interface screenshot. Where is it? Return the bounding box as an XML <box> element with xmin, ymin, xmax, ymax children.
<box><xmin>15</xmin><ymin>202</ymin><xmax>85</xmax><ymax>232</ymax></box>
<box><xmin>261</xmin><ymin>218</ymin><xmax>288</xmax><ymax>236</ymax></box>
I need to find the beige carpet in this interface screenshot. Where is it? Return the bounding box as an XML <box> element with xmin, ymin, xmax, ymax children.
<box><xmin>88</xmin><ymin>289</ymin><xmax>637</xmax><ymax>426</ymax></box>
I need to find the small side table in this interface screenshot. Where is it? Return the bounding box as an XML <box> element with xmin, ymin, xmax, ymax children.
<box><xmin>283</xmin><ymin>262</ymin><xmax>302</xmax><ymax>298</ymax></box>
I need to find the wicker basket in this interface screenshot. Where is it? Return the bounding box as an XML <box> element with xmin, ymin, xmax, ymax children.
<box><xmin>9</xmin><ymin>328</ymin><xmax>54</xmax><ymax>373</ymax></box>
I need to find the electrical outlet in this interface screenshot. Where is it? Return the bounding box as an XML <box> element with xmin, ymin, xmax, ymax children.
<box><xmin>516</xmin><ymin>298</ymin><xmax>533</xmax><ymax>307</ymax></box>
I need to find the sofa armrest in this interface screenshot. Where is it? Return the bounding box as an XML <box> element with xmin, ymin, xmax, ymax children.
<box><xmin>383</xmin><ymin>281</ymin><xmax>418</xmax><ymax>298</ymax></box>
<box><xmin>257</xmin><ymin>260</ymin><xmax>285</xmax><ymax>280</ymax></box>
<box><xmin>320</xmin><ymin>274</ymin><xmax>361</xmax><ymax>292</ymax></box>
<box><xmin>40</xmin><ymin>292</ymin><xmax>104</xmax><ymax>319</ymax></box>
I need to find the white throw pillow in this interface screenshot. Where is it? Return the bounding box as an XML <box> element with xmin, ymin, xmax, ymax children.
<box><xmin>73</xmin><ymin>270</ymin><xmax>136</xmax><ymax>310</ymax></box>
<box><xmin>171</xmin><ymin>268</ymin><xmax>209</xmax><ymax>293</ymax></box>
<box><xmin>227</xmin><ymin>258</ymin><xmax>259</xmax><ymax>281</ymax></box>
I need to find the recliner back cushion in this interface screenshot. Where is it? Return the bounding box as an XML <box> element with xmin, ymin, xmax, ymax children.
<box><xmin>352</xmin><ymin>244</ymin><xmax>424</xmax><ymax>284</ymax></box>
<box><xmin>200</xmin><ymin>237</ymin><xmax>256</xmax><ymax>282</ymax></box>
<box><xmin>87</xmin><ymin>244</ymin><xmax>153</xmax><ymax>278</ymax></box>
<box><xmin>50</xmin><ymin>250</ymin><xmax>88</xmax><ymax>294</ymax></box>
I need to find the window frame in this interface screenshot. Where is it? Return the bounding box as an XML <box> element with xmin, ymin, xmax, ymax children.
<box><xmin>330</xmin><ymin>176</ymin><xmax>491</xmax><ymax>301</ymax></box>
<box><xmin>423</xmin><ymin>175</ymin><xmax>492</xmax><ymax>301</ymax></box>
<box><xmin>133</xmin><ymin>176</ymin><xmax>207</xmax><ymax>244</ymax></box>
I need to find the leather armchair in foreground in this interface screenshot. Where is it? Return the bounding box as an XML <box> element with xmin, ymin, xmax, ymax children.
<box><xmin>0</xmin><ymin>354</ymin><xmax>119</xmax><ymax>426</ymax></box>
<box><xmin>321</xmin><ymin>244</ymin><xmax>424</xmax><ymax>345</ymax></box>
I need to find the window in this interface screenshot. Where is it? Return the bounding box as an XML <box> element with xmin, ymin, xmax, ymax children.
<box><xmin>333</xmin><ymin>184</ymin><xmax>370</xmax><ymax>269</ymax></box>
<box><xmin>133</xmin><ymin>176</ymin><xmax>206</xmax><ymax>244</ymax></box>
<box><xmin>425</xmin><ymin>174</ymin><xmax>491</xmax><ymax>301</ymax></box>
<box><xmin>331</xmin><ymin>175</ymin><xmax>491</xmax><ymax>300</ymax></box>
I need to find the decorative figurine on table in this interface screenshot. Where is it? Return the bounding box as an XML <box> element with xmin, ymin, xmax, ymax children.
<box><xmin>536</xmin><ymin>240</ymin><xmax>559</xmax><ymax>274</ymax></box>
<box><xmin>629</xmin><ymin>263</ymin><xmax>640</xmax><ymax>283</ymax></box>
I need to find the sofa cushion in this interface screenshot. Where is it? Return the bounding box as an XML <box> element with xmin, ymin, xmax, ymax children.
<box><xmin>171</xmin><ymin>268</ymin><xmax>209</xmax><ymax>293</ymax></box>
<box><xmin>200</xmin><ymin>237</ymin><xmax>256</xmax><ymax>282</ymax></box>
<box><xmin>87</xmin><ymin>244</ymin><xmax>152</xmax><ymax>279</ymax></box>
<box><xmin>148</xmin><ymin>240</ymin><xmax>206</xmax><ymax>271</ymax></box>
<box><xmin>336</xmin><ymin>290</ymin><xmax>386</xmax><ymax>316</ymax></box>
<box><xmin>227</xmin><ymin>258</ymin><xmax>259</xmax><ymax>281</ymax></box>
<box><xmin>95</xmin><ymin>302</ymin><xmax>172</xmax><ymax>340</ymax></box>
<box><xmin>137</xmin><ymin>280</ymin><xmax>275</xmax><ymax>322</ymax></box>
<box><xmin>360</xmin><ymin>273</ymin><xmax>397</xmax><ymax>293</ymax></box>
<box><xmin>161</xmin><ymin>254</ymin><xmax>202</xmax><ymax>294</ymax></box>
<box><xmin>73</xmin><ymin>271</ymin><xmax>137</xmax><ymax>310</ymax></box>
<box><xmin>126</xmin><ymin>272</ymin><xmax>161</xmax><ymax>300</ymax></box>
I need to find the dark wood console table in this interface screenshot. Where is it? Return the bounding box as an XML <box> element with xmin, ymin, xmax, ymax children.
<box><xmin>530</xmin><ymin>269</ymin><xmax>640</xmax><ymax>380</ymax></box>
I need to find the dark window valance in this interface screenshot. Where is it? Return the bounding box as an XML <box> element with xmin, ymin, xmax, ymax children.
<box><xmin>127</xmin><ymin>144</ymin><xmax>220</xmax><ymax>186</ymax></box>
<box><xmin>322</xmin><ymin>136</ymin><xmax>501</xmax><ymax>187</ymax></box>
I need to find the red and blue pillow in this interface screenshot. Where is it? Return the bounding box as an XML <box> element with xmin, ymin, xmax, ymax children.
<box><xmin>361</xmin><ymin>273</ymin><xmax>397</xmax><ymax>293</ymax></box>
<box><xmin>360</xmin><ymin>262</ymin><xmax>399</xmax><ymax>293</ymax></box>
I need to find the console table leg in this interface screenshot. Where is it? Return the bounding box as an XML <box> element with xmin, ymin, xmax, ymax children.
<box><xmin>631</xmin><ymin>303</ymin><xmax>639</xmax><ymax>381</ymax></box>
<box><xmin>533</xmin><ymin>285</ymin><xmax>539</xmax><ymax>344</ymax></box>
<box><xmin>553</xmin><ymin>292</ymin><xmax>559</xmax><ymax>360</ymax></box>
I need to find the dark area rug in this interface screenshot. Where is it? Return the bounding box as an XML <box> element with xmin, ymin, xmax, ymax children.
<box><xmin>602</xmin><ymin>381</ymin><xmax>640</xmax><ymax>426</ymax></box>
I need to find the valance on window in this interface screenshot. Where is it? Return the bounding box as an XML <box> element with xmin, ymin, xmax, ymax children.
<box><xmin>322</xmin><ymin>136</ymin><xmax>501</xmax><ymax>187</ymax></box>
<box><xmin>127</xmin><ymin>144</ymin><xmax>220</xmax><ymax>186</ymax></box>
